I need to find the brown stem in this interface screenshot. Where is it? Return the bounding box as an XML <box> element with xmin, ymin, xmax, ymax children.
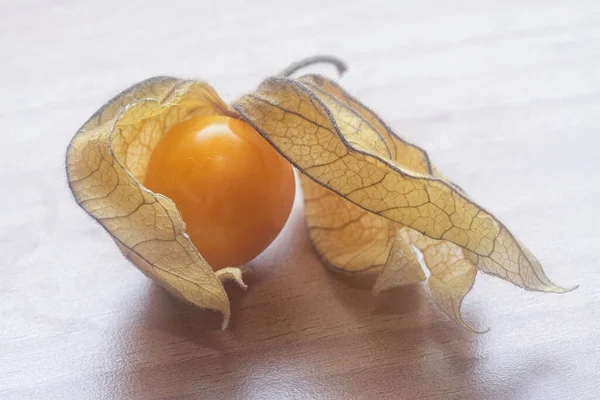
<box><xmin>279</xmin><ymin>55</ymin><xmax>348</xmax><ymax>78</ymax></box>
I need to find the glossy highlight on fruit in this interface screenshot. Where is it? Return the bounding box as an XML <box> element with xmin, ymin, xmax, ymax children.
<box><xmin>144</xmin><ymin>115</ymin><xmax>295</xmax><ymax>270</ymax></box>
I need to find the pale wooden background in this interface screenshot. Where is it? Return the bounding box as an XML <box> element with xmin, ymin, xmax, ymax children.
<box><xmin>1</xmin><ymin>0</ymin><xmax>599</xmax><ymax>399</ymax></box>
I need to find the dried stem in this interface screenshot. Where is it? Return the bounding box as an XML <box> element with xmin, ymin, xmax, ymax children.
<box><xmin>279</xmin><ymin>55</ymin><xmax>348</xmax><ymax>78</ymax></box>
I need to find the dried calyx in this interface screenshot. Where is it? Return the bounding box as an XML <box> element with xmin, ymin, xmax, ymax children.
<box><xmin>66</xmin><ymin>56</ymin><xmax>572</xmax><ymax>331</ymax></box>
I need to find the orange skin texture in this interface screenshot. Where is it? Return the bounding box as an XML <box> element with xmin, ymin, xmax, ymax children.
<box><xmin>144</xmin><ymin>116</ymin><xmax>295</xmax><ymax>270</ymax></box>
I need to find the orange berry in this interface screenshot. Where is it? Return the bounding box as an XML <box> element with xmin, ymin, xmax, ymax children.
<box><xmin>145</xmin><ymin>116</ymin><xmax>295</xmax><ymax>270</ymax></box>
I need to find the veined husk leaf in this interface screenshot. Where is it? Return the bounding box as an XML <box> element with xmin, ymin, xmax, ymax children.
<box><xmin>233</xmin><ymin>73</ymin><xmax>570</xmax><ymax>328</ymax></box>
<box><xmin>66</xmin><ymin>77</ymin><xmax>246</xmax><ymax>328</ymax></box>
<box><xmin>302</xmin><ymin>173</ymin><xmax>478</xmax><ymax>329</ymax></box>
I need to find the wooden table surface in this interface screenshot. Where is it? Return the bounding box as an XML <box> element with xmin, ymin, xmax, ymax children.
<box><xmin>2</xmin><ymin>0</ymin><xmax>599</xmax><ymax>399</ymax></box>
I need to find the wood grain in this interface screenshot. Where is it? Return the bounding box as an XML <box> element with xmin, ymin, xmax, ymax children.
<box><xmin>1</xmin><ymin>0</ymin><xmax>599</xmax><ymax>399</ymax></box>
